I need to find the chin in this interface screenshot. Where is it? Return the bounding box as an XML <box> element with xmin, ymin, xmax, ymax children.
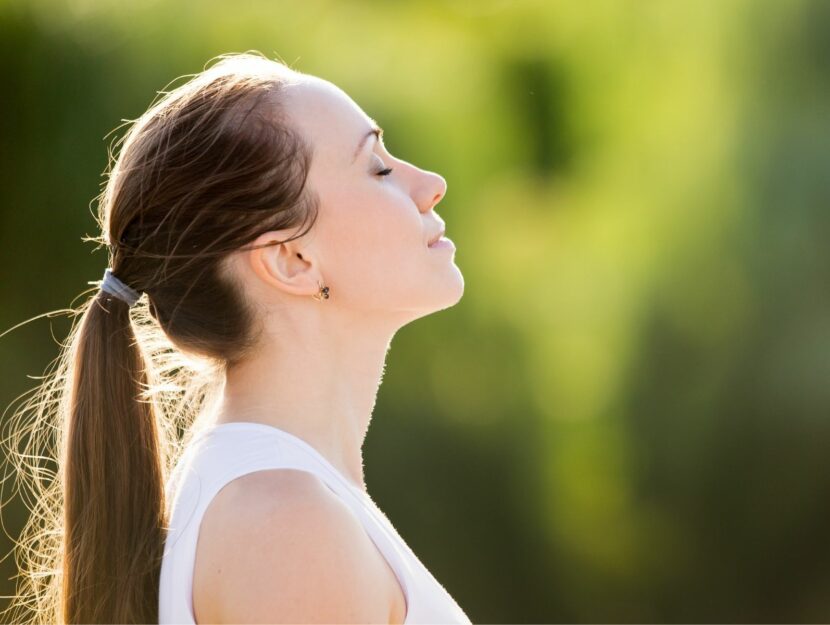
<box><xmin>430</xmin><ymin>269</ymin><xmax>465</xmax><ymax>312</ymax></box>
<box><xmin>448</xmin><ymin>271</ymin><xmax>465</xmax><ymax>305</ymax></box>
<box><xmin>393</xmin><ymin>266</ymin><xmax>465</xmax><ymax>325</ymax></box>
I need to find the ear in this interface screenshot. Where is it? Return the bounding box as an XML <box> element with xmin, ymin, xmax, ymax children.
<box><xmin>244</xmin><ymin>230</ymin><xmax>322</xmax><ymax>298</ymax></box>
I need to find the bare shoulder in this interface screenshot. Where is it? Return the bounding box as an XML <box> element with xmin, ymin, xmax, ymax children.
<box><xmin>192</xmin><ymin>468</ymin><xmax>400</xmax><ymax>624</ymax></box>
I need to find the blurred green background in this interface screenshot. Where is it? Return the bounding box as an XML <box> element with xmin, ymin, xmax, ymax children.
<box><xmin>2</xmin><ymin>0</ymin><xmax>829</xmax><ymax>622</ymax></box>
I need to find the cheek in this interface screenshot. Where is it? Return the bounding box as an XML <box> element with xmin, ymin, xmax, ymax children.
<box><xmin>343</xmin><ymin>212</ymin><xmax>412</xmax><ymax>273</ymax></box>
<box><xmin>319</xmin><ymin>202</ymin><xmax>422</xmax><ymax>302</ymax></box>
<box><xmin>324</xmin><ymin>181</ymin><xmax>415</xmax><ymax>254</ymax></box>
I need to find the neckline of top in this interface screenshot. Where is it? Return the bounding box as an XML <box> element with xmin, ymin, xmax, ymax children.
<box><xmin>193</xmin><ymin>420</ymin><xmax>370</xmax><ymax>498</ymax></box>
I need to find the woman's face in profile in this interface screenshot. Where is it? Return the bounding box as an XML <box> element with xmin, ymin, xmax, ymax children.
<box><xmin>279</xmin><ymin>74</ymin><xmax>463</xmax><ymax>321</ymax></box>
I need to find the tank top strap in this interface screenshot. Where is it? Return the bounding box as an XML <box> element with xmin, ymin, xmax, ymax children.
<box><xmin>187</xmin><ymin>421</ymin><xmax>361</xmax><ymax>494</ymax></box>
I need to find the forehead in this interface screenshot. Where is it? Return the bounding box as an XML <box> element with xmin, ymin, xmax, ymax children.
<box><xmin>281</xmin><ymin>76</ymin><xmax>373</xmax><ymax>166</ymax></box>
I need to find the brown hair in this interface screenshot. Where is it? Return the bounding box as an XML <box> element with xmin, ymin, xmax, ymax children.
<box><xmin>0</xmin><ymin>50</ymin><xmax>320</xmax><ymax>623</ymax></box>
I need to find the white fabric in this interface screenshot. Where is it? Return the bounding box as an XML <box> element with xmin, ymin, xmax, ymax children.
<box><xmin>159</xmin><ymin>421</ymin><xmax>472</xmax><ymax>624</ymax></box>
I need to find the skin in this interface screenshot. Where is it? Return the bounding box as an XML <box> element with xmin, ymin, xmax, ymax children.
<box><xmin>209</xmin><ymin>71</ymin><xmax>462</xmax><ymax>495</ymax></box>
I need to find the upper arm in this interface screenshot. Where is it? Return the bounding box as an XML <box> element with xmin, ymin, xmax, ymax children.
<box><xmin>194</xmin><ymin>470</ymin><xmax>393</xmax><ymax>624</ymax></box>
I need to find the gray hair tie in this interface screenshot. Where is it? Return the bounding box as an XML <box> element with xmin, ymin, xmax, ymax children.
<box><xmin>96</xmin><ymin>267</ymin><xmax>142</xmax><ymax>307</ymax></box>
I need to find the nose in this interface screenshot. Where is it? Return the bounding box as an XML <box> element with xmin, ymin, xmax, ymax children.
<box><xmin>417</xmin><ymin>171</ymin><xmax>447</xmax><ymax>213</ymax></box>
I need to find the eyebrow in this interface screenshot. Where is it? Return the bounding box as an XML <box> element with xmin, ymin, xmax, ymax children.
<box><xmin>351</xmin><ymin>124</ymin><xmax>384</xmax><ymax>164</ymax></box>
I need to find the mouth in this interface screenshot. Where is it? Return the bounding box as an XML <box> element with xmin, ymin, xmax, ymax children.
<box><xmin>427</xmin><ymin>229</ymin><xmax>446</xmax><ymax>247</ymax></box>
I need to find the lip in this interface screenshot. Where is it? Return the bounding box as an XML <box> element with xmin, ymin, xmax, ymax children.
<box><xmin>427</xmin><ymin>229</ymin><xmax>445</xmax><ymax>247</ymax></box>
<box><xmin>428</xmin><ymin>235</ymin><xmax>455</xmax><ymax>250</ymax></box>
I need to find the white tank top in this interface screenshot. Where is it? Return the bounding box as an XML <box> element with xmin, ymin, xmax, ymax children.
<box><xmin>158</xmin><ymin>421</ymin><xmax>472</xmax><ymax>624</ymax></box>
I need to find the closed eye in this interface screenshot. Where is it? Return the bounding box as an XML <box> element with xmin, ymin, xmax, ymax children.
<box><xmin>375</xmin><ymin>167</ymin><xmax>394</xmax><ymax>177</ymax></box>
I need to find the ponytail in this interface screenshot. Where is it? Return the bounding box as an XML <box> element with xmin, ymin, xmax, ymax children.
<box><xmin>60</xmin><ymin>289</ymin><xmax>166</xmax><ymax>623</ymax></box>
<box><xmin>0</xmin><ymin>285</ymin><xmax>182</xmax><ymax>625</ymax></box>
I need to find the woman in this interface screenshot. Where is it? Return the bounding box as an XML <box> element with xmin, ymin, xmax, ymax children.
<box><xmin>1</xmin><ymin>51</ymin><xmax>468</xmax><ymax>624</ymax></box>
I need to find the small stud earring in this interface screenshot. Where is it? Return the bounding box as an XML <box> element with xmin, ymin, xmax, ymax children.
<box><xmin>312</xmin><ymin>280</ymin><xmax>330</xmax><ymax>301</ymax></box>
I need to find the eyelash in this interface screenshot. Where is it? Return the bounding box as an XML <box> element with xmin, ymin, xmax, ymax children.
<box><xmin>375</xmin><ymin>167</ymin><xmax>394</xmax><ymax>177</ymax></box>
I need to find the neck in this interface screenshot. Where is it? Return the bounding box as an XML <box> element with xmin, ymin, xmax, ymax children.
<box><xmin>207</xmin><ymin>309</ymin><xmax>397</xmax><ymax>495</ymax></box>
